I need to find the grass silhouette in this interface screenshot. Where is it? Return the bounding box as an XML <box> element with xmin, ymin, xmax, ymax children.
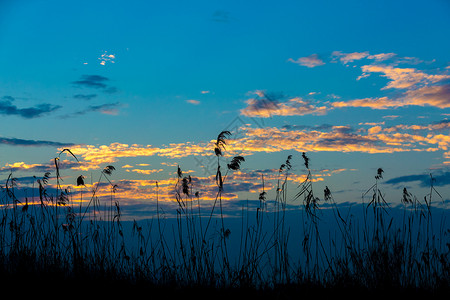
<box><xmin>0</xmin><ymin>132</ymin><xmax>448</xmax><ymax>297</ymax></box>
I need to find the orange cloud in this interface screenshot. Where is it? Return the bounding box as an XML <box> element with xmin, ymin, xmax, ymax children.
<box><xmin>403</xmin><ymin>84</ymin><xmax>450</xmax><ymax>108</ymax></box>
<box><xmin>332</xmin><ymin>97</ymin><xmax>396</xmax><ymax>109</ymax></box>
<box><xmin>186</xmin><ymin>99</ymin><xmax>200</xmax><ymax>105</ymax></box>
<box><xmin>332</xmin><ymin>84</ymin><xmax>450</xmax><ymax>109</ymax></box>
<box><xmin>359</xmin><ymin>65</ymin><xmax>450</xmax><ymax>90</ymax></box>
<box><xmin>67</xmin><ymin>142</ymin><xmax>214</xmax><ymax>170</ymax></box>
<box><xmin>60</xmin><ymin>119</ymin><xmax>450</xmax><ymax>174</ymax></box>
<box><xmin>332</xmin><ymin>51</ymin><xmax>369</xmax><ymax>64</ymax></box>
<box><xmin>288</xmin><ymin>54</ymin><xmax>325</xmax><ymax>68</ymax></box>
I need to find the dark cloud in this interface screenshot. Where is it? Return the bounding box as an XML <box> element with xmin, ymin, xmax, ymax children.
<box><xmin>0</xmin><ymin>97</ymin><xmax>61</xmax><ymax>118</ymax></box>
<box><xmin>61</xmin><ymin>102</ymin><xmax>122</xmax><ymax>118</ymax></box>
<box><xmin>72</xmin><ymin>75</ymin><xmax>109</xmax><ymax>89</ymax></box>
<box><xmin>0</xmin><ymin>164</ymin><xmax>51</xmax><ymax>174</ymax></box>
<box><xmin>0</xmin><ymin>136</ymin><xmax>75</xmax><ymax>147</ymax></box>
<box><xmin>71</xmin><ymin>75</ymin><xmax>117</xmax><ymax>94</ymax></box>
<box><xmin>73</xmin><ymin>94</ymin><xmax>97</xmax><ymax>101</ymax></box>
<box><xmin>386</xmin><ymin>171</ymin><xmax>450</xmax><ymax>187</ymax></box>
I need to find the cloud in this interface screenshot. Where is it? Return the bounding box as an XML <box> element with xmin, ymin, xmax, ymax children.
<box><xmin>358</xmin><ymin>65</ymin><xmax>449</xmax><ymax>90</ymax></box>
<box><xmin>332</xmin><ymin>97</ymin><xmax>393</xmax><ymax>109</ymax></box>
<box><xmin>65</xmin><ymin>142</ymin><xmax>212</xmax><ymax>170</ymax></box>
<box><xmin>72</xmin><ymin>74</ymin><xmax>118</xmax><ymax>94</ymax></box>
<box><xmin>73</xmin><ymin>94</ymin><xmax>97</xmax><ymax>101</ymax></box>
<box><xmin>248</xmin><ymin>54</ymin><xmax>450</xmax><ymax>115</ymax></box>
<box><xmin>403</xmin><ymin>83</ymin><xmax>450</xmax><ymax>108</ymax></box>
<box><xmin>332</xmin><ymin>83</ymin><xmax>450</xmax><ymax>109</ymax></box>
<box><xmin>62</xmin><ymin>102</ymin><xmax>122</xmax><ymax>118</ymax></box>
<box><xmin>444</xmin><ymin>152</ymin><xmax>450</xmax><ymax>165</ymax></box>
<box><xmin>58</xmin><ymin>126</ymin><xmax>406</xmax><ymax>167</ymax></box>
<box><xmin>386</xmin><ymin>171</ymin><xmax>450</xmax><ymax>187</ymax></box>
<box><xmin>0</xmin><ymin>136</ymin><xmax>74</xmax><ymax>147</ymax></box>
<box><xmin>233</xmin><ymin>120</ymin><xmax>450</xmax><ymax>157</ymax></box>
<box><xmin>297</xmin><ymin>51</ymin><xmax>423</xmax><ymax>68</ymax></box>
<box><xmin>128</xmin><ymin>168</ymin><xmax>163</xmax><ymax>175</ymax></box>
<box><xmin>288</xmin><ymin>54</ymin><xmax>325</xmax><ymax>68</ymax></box>
<box><xmin>0</xmin><ymin>159</ymin><xmax>83</xmax><ymax>174</ymax></box>
<box><xmin>0</xmin><ymin>162</ymin><xmax>51</xmax><ymax>174</ymax></box>
<box><xmin>0</xmin><ymin>96</ymin><xmax>61</xmax><ymax>119</ymax></box>
<box><xmin>98</xmin><ymin>51</ymin><xmax>115</xmax><ymax>65</ymax></box>
<box><xmin>186</xmin><ymin>99</ymin><xmax>200</xmax><ymax>105</ymax></box>
<box><xmin>367</xmin><ymin>53</ymin><xmax>396</xmax><ymax>62</ymax></box>
<box><xmin>63</xmin><ymin>117</ymin><xmax>450</xmax><ymax>172</ymax></box>
<box><xmin>85</xmin><ymin>102</ymin><xmax>122</xmax><ymax>115</ymax></box>
<box><xmin>240</xmin><ymin>92</ymin><xmax>328</xmax><ymax>118</ymax></box>
<box><xmin>72</xmin><ymin>75</ymin><xmax>109</xmax><ymax>89</ymax></box>
<box><xmin>331</xmin><ymin>51</ymin><xmax>369</xmax><ymax>64</ymax></box>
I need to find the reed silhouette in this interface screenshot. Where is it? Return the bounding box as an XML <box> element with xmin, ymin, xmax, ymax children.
<box><xmin>0</xmin><ymin>131</ymin><xmax>448</xmax><ymax>297</ymax></box>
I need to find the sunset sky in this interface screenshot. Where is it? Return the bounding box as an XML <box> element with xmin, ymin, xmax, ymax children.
<box><xmin>0</xmin><ymin>0</ymin><xmax>449</xmax><ymax>219</ymax></box>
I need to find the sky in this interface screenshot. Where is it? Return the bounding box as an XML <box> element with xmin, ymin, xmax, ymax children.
<box><xmin>0</xmin><ymin>0</ymin><xmax>449</xmax><ymax>220</ymax></box>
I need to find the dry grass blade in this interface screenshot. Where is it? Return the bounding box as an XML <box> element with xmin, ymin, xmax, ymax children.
<box><xmin>58</xmin><ymin>148</ymin><xmax>79</xmax><ymax>162</ymax></box>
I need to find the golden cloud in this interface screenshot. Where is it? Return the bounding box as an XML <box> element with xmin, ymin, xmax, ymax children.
<box><xmin>359</xmin><ymin>65</ymin><xmax>450</xmax><ymax>90</ymax></box>
<box><xmin>63</xmin><ymin>121</ymin><xmax>450</xmax><ymax>168</ymax></box>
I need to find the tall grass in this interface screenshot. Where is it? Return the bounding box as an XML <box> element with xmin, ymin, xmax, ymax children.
<box><xmin>0</xmin><ymin>133</ymin><xmax>448</xmax><ymax>295</ymax></box>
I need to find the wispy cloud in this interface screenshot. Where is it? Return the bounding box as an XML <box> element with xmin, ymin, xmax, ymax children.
<box><xmin>288</xmin><ymin>54</ymin><xmax>325</xmax><ymax>68</ymax></box>
<box><xmin>186</xmin><ymin>99</ymin><xmax>200</xmax><ymax>105</ymax></box>
<box><xmin>331</xmin><ymin>51</ymin><xmax>369</xmax><ymax>65</ymax></box>
<box><xmin>293</xmin><ymin>51</ymin><xmax>426</xmax><ymax>69</ymax></box>
<box><xmin>80</xmin><ymin>102</ymin><xmax>122</xmax><ymax>115</ymax></box>
<box><xmin>62</xmin><ymin>102</ymin><xmax>123</xmax><ymax>118</ymax></box>
<box><xmin>0</xmin><ymin>96</ymin><xmax>60</xmax><ymax>119</ymax></box>
<box><xmin>0</xmin><ymin>136</ymin><xmax>74</xmax><ymax>147</ymax></box>
<box><xmin>367</xmin><ymin>52</ymin><xmax>396</xmax><ymax>62</ymax></box>
<box><xmin>331</xmin><ymin>51</ymin><xmax>397</xmax><ymax>65</ymax></box>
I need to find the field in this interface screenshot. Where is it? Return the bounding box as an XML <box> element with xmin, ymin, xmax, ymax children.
<box><xmin>0</xmin><ymin>138</ymin><xmax>448</xmax><ymax>298</ymax></box>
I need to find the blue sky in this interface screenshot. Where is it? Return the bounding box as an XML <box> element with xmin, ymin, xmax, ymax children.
<box><xmin>0</xmin><ymin>0</ymin><xmax>449</xmax><ymax>218</ymax></box>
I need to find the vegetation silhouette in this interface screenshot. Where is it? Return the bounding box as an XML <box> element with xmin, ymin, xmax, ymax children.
<box><xmin>0</xmin><ymin>131</ymin><xmax>448</xmax><ymax>297</ymax></box>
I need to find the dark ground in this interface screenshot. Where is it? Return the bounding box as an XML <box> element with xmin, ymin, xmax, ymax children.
<box><xmin>1</xmin><ymin>267</ymin><xmax>448</xmax><ymax>299</ymax></box>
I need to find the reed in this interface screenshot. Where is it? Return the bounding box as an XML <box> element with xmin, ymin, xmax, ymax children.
<box><xmin>0</xmin><ymin>132</ymin><xmax>448</xmax><ymax>296</ymax></box>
